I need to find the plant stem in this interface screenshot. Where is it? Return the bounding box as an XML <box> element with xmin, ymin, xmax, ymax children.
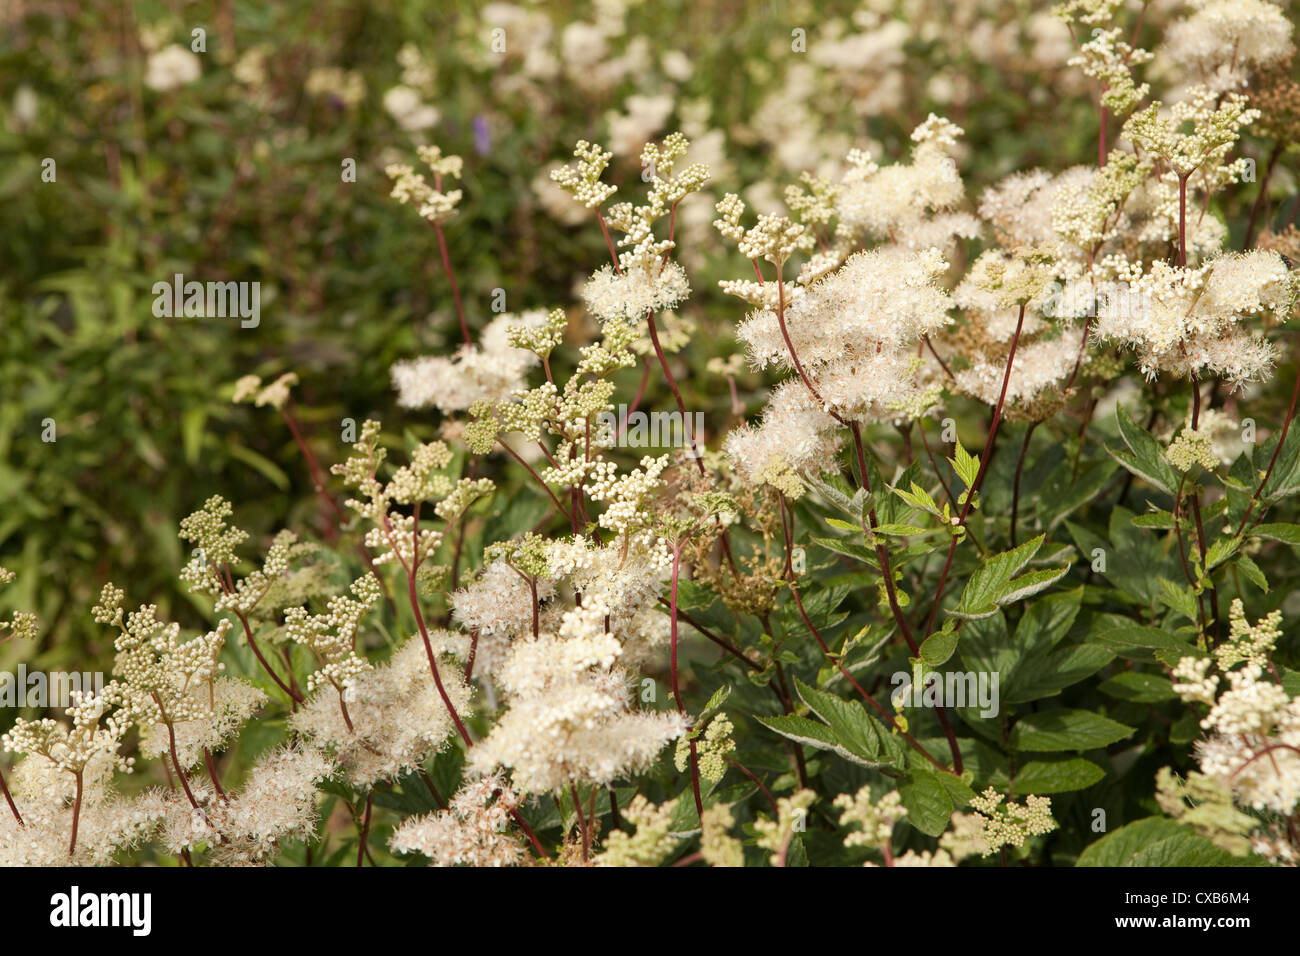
<box><xmin>1235</xmin><ymin>361</ymin><xmax>1300</xmax><ymax>536</ymax></box>
<box><xmin>0</xmin><ymin>767</ymin><xmax>22</xmax><ymax>826</ymax></box>
<box><xmin>922</xmin><ymin>304</ymin><xmax>1027</xmax><ymax>640</ymax></box>
<box><xmin>1010</xmin><ymin>422</ymin><xmax>1038</xmax><ymax>546</ymax></box>
<box><xmin>68</xmin><ymin>772</ymin><xmax>83</xmax><ymax>858</ymax></box>
<box><xmin>203</xmin><ymin>748</ymin><xmax>228</xmax><ymax>801</ymax></box>
<box><xmin>1244</xmin><ymin>142</ymin><xmax>1282</xmax><ymax>250</ymax></box>
<box><xmin>431</xmin><ymin>175</ymin><xmax>471</xmax><ymax>346</ymax></box>
<box><xmin>356</xmin><ymin>792</ymin><xmax>373</xmax><ymax>866</ymax></box>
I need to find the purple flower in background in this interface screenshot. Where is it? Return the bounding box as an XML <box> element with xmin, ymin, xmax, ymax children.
<box><xmin>473</xmin><ymin>114</ymin><xmax>491</xmax><ymax>156</ymax></box>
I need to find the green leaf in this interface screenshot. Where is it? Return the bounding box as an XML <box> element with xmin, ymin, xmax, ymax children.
<box><xmin>1249</xmin><ymin>522</ymin><xmax>1300</xmax><ymax>545</ymax></box>
<box><xmin>794</xmin><ymin>678</ymin><xmax>902</xmax><ymax>767</ymax></box>
<box><xmin>1098</xmin><ymin>671</ymin><xmax>1177</xmax><ymax>703</ymax></box>
<box><xmin>181</xmin><ymin>407</ymin><xmax>207</xmax><ymax>466</ymax></box>
<box><xmin>898</xmin><ymin>771</ymin><xmax>954</xmax><ymax>837</ymax></box>
<box><xmin>1259</xmin><ymin>423</ymin><xmax>1300</xmax><ymax>503</ymax></box>
<box><xmin>891</xmin><ymin>481</ymin><xmax>940</xmax><ymax>516</ymax></box>
<box><xmin>1005</xmin><ymin>644</ymin><xmax>1114</xmax><ymax>703</ymax></box>
<box><xmin>1157</xmin><ymin>578</ymin><xmax>1199</xmax><ymax>623</ymax></box>
<box><xmin>1107</xmin><ymin>404</ymin><xmax>1177</xmax><ymax>495</ymax></box>
<box><xmin>1131</xmin><ymin>510</ymin><xmax>1175</xmax><ymax>529</ymax></box>
<box><xmin>226</xmin><ymin>441</ymin><xmax>290</xmax><ymax>490</ymax></box>
<box><xmin>1078</xmin><ymin>818</ymin><xmax>1262</xmax><ymax>867</ymax></box>
<box><xmin>1015</xmin><ymin>587</ymin><xmax>1083</xmax><ymax>651</ymax></box>
<box><xmin>872</xmin><ymin>523</ymin><xmax>935</xmax><ymax>536</ymax></box>
<box><xmin>1011</xmin><ymin>756</ymin><xmax>1105</xmax><ymax>794</ymax></box>
<box><xmin>1233</xmin><ymin>554</ymin><xmax>1268</xmax><ymax>593</ymax></box>
<box><xmin>951</xmin><ymin>535</ymin><xmax>1069</xmax><ymax>619</ymax></box>
<box><xmin>920</xmin><ymin>628</ymin><xmax>959</xmax><ymax>667</ymax></box>
<box><xmin>1086</xmin><ymin>622</ymin><xmax>1203</xmax><ymax>664</ymax></box>
<box><xmin>824</xmin><ymin>517</ymin><xmax>862</xmax><ymax>533</ymax></box>
<box><xmin>698</xmin><ymin>685</ymin><xmax>731</xmax><ymax>724</ymax></box>
<box><xmin>811</xmin><ymin>536</ymin><xmax>877</xmax><ymax>566</ymax></box>
<box><xmin>757</xmin><ymin>715</ymin><xmax>892</xmax><ymax>770</ymax></box>
<box><xmin>950</xmin><ymin>440</ymin><xmax>980</xmax><ymax>492</ymax></box>
<box><xmin>1009</xmin><ymin>709</ymin><xmax>1134</xmax><ymax>752</ymax></box>
<box><xmin>759</xmin><ymin>679</ymin><xmax>904</xmax><ymax>771</ymax></box>
<box><xmin>1202</xmin><ymin>537</ymin><xmax>1239</xmax><ymax>572</ymax></box>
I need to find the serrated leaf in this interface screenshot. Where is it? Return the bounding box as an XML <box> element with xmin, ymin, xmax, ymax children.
<box><xmin>1110</xmin><ymin>403</ymin><xmax>1178</xmax><ymax>495</ymax></box>
<box><xmin>811</xmin><ymin>536</ymin><xmax>877</xmax><ymax>565</ymax></box>
<box><xmin>950</xmin><ymin>440</ymin><xmax>980</xmax><ymax>492</ymax></box>
<box><xmin>920</xmin><ymin>628</ymin><xmax>959</xmax><ymax>666</ymax></box>
<box><xmin>872</xmin><ymin>523</ymin><xmax>934</xmax><ymax>536</ymax></box>
<box><xmin>1098</xmin><ymin>671</ymin><xmax>1177</xmax><ymax>703</ymax></box>
<box><xmin>1009</xmin><ymin>708</ymin><xmax>1134</xmax><ymax>752</ymax></box>
<box><xmin>1250</xmin><ymin>522</ymin><xmax>1300</xmax><ymax>545</ymax></box>
<box><xmin>898</xmin><ymin>771</ymin><xmax>953</xmax><ymax>837</ymax></box>
<box><xmin>1131</xmin><ymin>510</ymin><xmax>1174</xmax><ymax>528</ymax></box>
<box><xmin>1157</xmin><ymin>577</ymin><xmax>1199</xmax><ymax>623</ymax></box>
<box><xmin>1078</xmin><ymin>818</ymin><xmax>1262</xmax><ymax>867</ymax></box>
<box><xmin>1005</xmin><ymin>644</ymin><xmax>1114</xmax><ymax>703</ymax></box>
<box><xmin>824</xmin><ymin>517</ymin><xmax>862</xmax><ymax>533</ymax></box>
<box><xmin>1087</xmin><ymin>623</ymin><xmax>1203</xmax><ymax>663</ymax></box>
<box><xmin>1234</xmin><ymin>554</ymin><xmax>1268</xmax><ymax>592</ymax></box>
<box><xmin>756</xmin><ymin>715</ymin><xmax>893</xmax><ymax>770</ymax></box>
<box><xmin>1011</xmin><ymin>756</ymin><xmax>1105</xmax><ymax>794</ymax></box>
<box><xmin>950</xmin><ymin>535</ymin><xmax>1068</xmax><ymax>618</ymax></box>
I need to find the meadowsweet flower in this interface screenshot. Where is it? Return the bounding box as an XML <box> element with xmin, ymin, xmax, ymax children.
<box><xmin>382</xmin><ymin>85</ymin><xmax>440</xmax><ymax>131</ymax></box>
<box><xmin>1217</xmin><ymin>600</ymin><xmax>1283</xmax><ymax>671</ymax></box>
<box><xmin>724</xmin><ymin>380</ymin><xmax>841</xmax><ymax>486</ymax></box>
<box><xmin>962</xmin><ymin>788</ymin><xmax>1057</xmax><ymax>856</ymax></box>
<box><xmin>390</xmin><ymin>773</ymin><xmax>527</xmax><ymax>867</ymax></box>
<box><xmin>1095</xmin><ymin>252</ymin><xmax>1296</xmax><ymax>387</ymax></box>
<box><xmin>232</xmin><ymin>372</ymin><xmax>298</xmax><ymax>409</ymax></box>
<box><xmin>754</xmin><ymin>789</ymin><xmax>815</xmax><ymax>864</ymax></box>
<box><xmin>675</xmin><ymin>713</ymin><xmax>734</xmax><ymax>782</ymax></box>
<box><xmin>737</xmin><ymin>247</ymin><xmax>953</xmax><ymax>370</ymax></box>
<box><xmin>1165</xmin><ymin>426</ymin><xmax>1219</xmax><ymax>473</ymax></box>
<box><xmin>391</xmin><ymin>312</ymin><xmax>544</xmax><ymax>413</ymax></box>
<box><xmin>956</xmin><ymin>336</ymin><xmax>1081</xmax><ymax>415</ymax></box>
<box><xmin>1157</xmin><ymin>0</ymin><xmax>1292</xmax><ymax>95</ymax></box>
<box><xmin>0</xmin><ymin>567</ymin><xmax>38</xmax><ymax>643</ymax></box>
<box><xmin>386</xmin><ymin>146</ymin><xmax>463</xmax><ymax>223</ymax></box>
<box><xmin>290</xmin><ymin>636</ymin><xmax>471</xmax><ymax>787</ymax></box>
<box><xmin>1066</xmin><ymin>25</ymin><xmax>1151</xmax><ymax>115</ymax></box>
<box><xmin>593</xmin><ymin>795</ymin><xmax>682</xmax><ymax>866</ymax></box>
<box><xmin>468</xmin><ymin>604</ymin><xmax>689</xmax><ymax>793</ymax></box>
<box><xmin>834</xmin><ymin>786</ymin><xmax>906</xmax><ymax>849</ymax></box>
<box><xmin>1125</xmin><ymin>87</ymin><xmax>1258</xmax><ymax>180</ymax></box>
<box><xmin>698</xmin><ymin>805</ymin><xmax>744</xmax><ymax>867</ymax></box>
<box><xmin>833</xmin><ymin>116</ymin><xmax>973</xmax><ymax>250</ymax></box>
<box><xmin>145</xmin><ymin>45</ymin><xmax>201</xmax><ymax>92</ymax></box>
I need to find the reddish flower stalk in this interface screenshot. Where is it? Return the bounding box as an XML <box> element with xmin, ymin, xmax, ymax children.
<box><xmin>0</xmin><ymin>767</ymin><xmax>22</xmax><ymax>826</ymax></box>
<box><xmin>204</xmin><ymin>748</ymin><xmax>228</xmax><ymax>801</ymax></box>
<box><xmin>432</xmin><ymin>173</ymin><xmax>471</xmax><ymax>346</ymax></box>
<box><xmin>922</xmin><ymin>303</ymin><xmax>1027</xmax><ymax>641</ymax></box>
<box><xmin>356</xmin><ymin>792</ymin><xmax>373</xmax><ymax>867</ymax></box>
<box><xmin>68</xmin><ymin>772</ymin><xmax>83</xmax><ymax>858</ymax></box>
<box><xmin>1235</xmin><ymin>361</ymin><xmax>1300</xmax><ymax>536</ymax></box>
<box><xmin>778</xmin><ymin>496</ymin><xmax>957</xmax><ymax>775</ymax></box>
<box><xmin>1010</xmin><ymin>422</ymin><xmax>1038</xmax><ymax>547</ymax></box>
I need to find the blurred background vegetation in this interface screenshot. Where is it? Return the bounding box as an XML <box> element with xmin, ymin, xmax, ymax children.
<box><xmin>1</xmin><ymin>0</ymin><xmax>1295</xmax><ymax>706</ymax></box>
